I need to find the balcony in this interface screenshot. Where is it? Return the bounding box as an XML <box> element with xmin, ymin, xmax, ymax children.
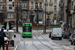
<box><xmin>7</xmin><ymin>9</ymin><xmax>14</xmax><ymax>12</ymax></box>
<box><xmin>59</xmin><ymin>1</ymin><xmax>64</xmax><ymax>7</ymax></box>
<box><xmin>49</xmin><ymin>11</ymin><xmax>53</xmax><ymax>14</ymax></box>
<box><xmin>49</xmin><ymin>2</ymin><xmax>53</xmax><ymax>5</ymax></box>
<box><xmin>44</xmin><ymin>10</ymin><xmax>48</xmax><ymax>14</ymax></box>
<box><xmin>21</xmin><ymin>6</ymin><xmax>28</xmax><ymax>10</ymax></box>
<box><xmin>59</xmin><ymin>11</ymin><xmax>64</xmax><ymax>14</ymax></box>
<box><xmin>45</xmin><ymin>2</ymin><xmax>48</xmax><ymax>5</ymax></box>
<box><xmin>0</xmin><ymin>10</ymin><xmax>5</xmax><ymax>13</ymax></box>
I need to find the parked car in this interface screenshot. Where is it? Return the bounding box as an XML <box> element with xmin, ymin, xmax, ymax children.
<box><xmin>71</xmin><ymin>34</ymin><xmax>75</xmax><ymax>45</ymax></box>
<box><xmin>69</xmin><ymin>34</ymin><xmax>73</xmax><ymax>41</ymax></box>
<box><xmin>51</xmin><ymin>28</ymin><xmax>62</xmax><ymax>40</ymax></box>
<box><xmin>63</xmin><ymin>32</ymin><xmax>70</xmax><ymax>39</ymax></box>
<box><xmin>4</xmin><ymin>30</ymin><xmax>16</xmax><ymax>46</ymax></box>
<box><xmin>62</xmin><ymin>31</ymin><xmax>65</xmax><ymax>37</ymax></box>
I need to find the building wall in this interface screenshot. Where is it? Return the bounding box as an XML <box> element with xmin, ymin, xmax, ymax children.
<box><xmin>63</xmin><ymin>0</ymin><xmax>67</xmax><ymax>23</ymax></box>
<box><xmin>0</xmin><ymin>0</ymin><xmax>6</xmax><ymax>23</ymax></box>
<box><xmin>29</xmin><ymin>0</ymin><xmax>44</xmax><ymax>23</ymax></box>
<box><xmin>44</xmin><ymin>0</ymin><xmax>59</xmax><ymax>23</ymax></box>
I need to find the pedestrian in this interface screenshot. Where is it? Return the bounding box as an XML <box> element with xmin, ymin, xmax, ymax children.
<box><xmin>0</xmin><ymin>28</ymin><xmax>6</xmax><ymax>50</ymax></box>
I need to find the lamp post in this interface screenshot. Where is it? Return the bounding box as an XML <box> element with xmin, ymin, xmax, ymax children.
<box><xmin>16</xmin><ymin>2</ymin><xmax>19</xmax><ymax>32</ymax></box>
<box><xmin>37</xmin><ymin>5</ymin><xmax>39</xmax><ymax>28</ymax></box>
<box><xmin>44</xmin><ymin>0</ymin><xmax>46</xmax><ymax>33</ymax></box>
<box><xmin>73</xmin><ymin>5</ymin><xmax>75</xmax><ymax>33</ymax></box>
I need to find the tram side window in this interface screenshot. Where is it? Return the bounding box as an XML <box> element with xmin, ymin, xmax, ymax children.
<box><xmin>23</xmin><ymin>26</ymin><xmax>31</xmax><ymax>32</ymax></box>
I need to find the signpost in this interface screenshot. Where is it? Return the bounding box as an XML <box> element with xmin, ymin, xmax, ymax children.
<box><xmin>43</xmin><ymin>23</ymin><xmax>46</xmax><ymax>26</ymax></box>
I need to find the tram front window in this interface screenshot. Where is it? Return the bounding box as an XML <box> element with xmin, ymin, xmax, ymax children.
<box><xmin>23</xmin><ymin>26</ymin><xmax>31</xmax><ymax>32</ymax></box>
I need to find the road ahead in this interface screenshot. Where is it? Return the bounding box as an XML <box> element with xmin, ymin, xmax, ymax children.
<box><xmin>13</xmin><ymin>30</ymin><xmax>75</xmax><ymax>50</ymax></box>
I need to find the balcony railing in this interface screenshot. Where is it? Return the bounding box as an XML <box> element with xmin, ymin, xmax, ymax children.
<box><xmin>31</xmin><ymin>6</ymin><xmax>34</xmax><ymax>9</ymax></box>
<box><xmin>21</xmin><ymin>6</ymin><xmax>28</xmax><ymax>9</ymax></box>
<box><xmin>59</xmin><ymin>1</ymin><xmax>64</xmax><ymax>7</ymax></box>
<box><xmin>49</xmin><ymin>2</ymin><xmax>53</xmax><ymax>5</ymax></box>
<box><xmin>49</xmin><ymin>11</ymin><xmax>53</xmax><ymax>14</ymax></box>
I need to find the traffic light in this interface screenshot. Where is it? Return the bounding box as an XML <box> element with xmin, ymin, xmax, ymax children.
<box><xmin>2</xmin><ymin>22</ymin><xmax>7</xmax><ymax>29</ymax></box>
<box><xmin>9</xmin><ymin>22</ymin><xmax>13</xmax><ymax>30</ymax></box>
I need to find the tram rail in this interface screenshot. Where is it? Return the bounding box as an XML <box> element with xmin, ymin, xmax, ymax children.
<box><xmin>37</xmin><ymin>31</ymin><xmax>72</xmax><ymax>50</ymax></box>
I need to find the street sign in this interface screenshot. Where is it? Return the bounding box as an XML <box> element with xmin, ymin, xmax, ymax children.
<box><xmin>49</xmin><ymin>22</ymin><xmax>51</xmax><ymax>25</ymax></box>
<box><xmin>64</xmin><ymin>23</ymin><xmax>66</xmax><ymax>26</ymax></box>
<box><xmin>43</xmin><ymin>23</ymin><xmax>46</xmax><ymax>26</ymax></box>
<box><xmin>42</xmin><ymin>12</ymin><xmax>43</xmax><ymax>14</ymax></box>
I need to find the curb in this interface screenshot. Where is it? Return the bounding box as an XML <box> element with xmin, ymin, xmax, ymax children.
<box><xmin>41</xmin><ymin>32</ymin><xmax>50</xmax><ymax>34</ymax></box>
<box><xmin>12</xmin><ymin>29</ymin><xmax>21</xmax><ymax>34</ymax></box>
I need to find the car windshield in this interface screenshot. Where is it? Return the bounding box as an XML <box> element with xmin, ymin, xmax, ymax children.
<box><xmin>23</xmin><ymin>26</ymin><xmax>32</xmax><ymax>32</ymax></box>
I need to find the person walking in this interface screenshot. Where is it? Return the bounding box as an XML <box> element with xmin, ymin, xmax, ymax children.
<box><xmin>0</xmin><ymin>28</ymin><xmax>6</xmax><ymax>50</ymax></box>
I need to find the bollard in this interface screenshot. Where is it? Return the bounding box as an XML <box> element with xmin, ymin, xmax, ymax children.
<box><xmin>6</xmin><ymin>29</ymin><xmax>8</xmax><ymax>50</ymax></box>
<box><xmin>6</xmin><ymin>43</ymin><xmax>8</xmax><ymax>50</ymax></box>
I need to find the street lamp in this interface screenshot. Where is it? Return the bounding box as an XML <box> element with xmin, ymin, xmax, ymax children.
<box><xmin>37</xmin><ymin>5</ymin><xmax>39</xmax><ymax>28</ymax></box>
<box><xmin>16</xmin><ymin>2</ymin><xmax>19</xmax><ymax>32</ymax></box>
<box><xmin>44</xmin><ymin>0</ymin><xmax>46</xmax><ymax>33</ymax></box>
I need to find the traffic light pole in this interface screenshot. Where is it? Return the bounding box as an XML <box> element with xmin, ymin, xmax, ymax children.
<box><xmin>44</xmin><ymin>0</ymin><xmax>46</xmax><ymax>33</ymax></box>
<box><xmin>37</xmin><ymin>5</ymin><xmax>39</xmax><ymax>28</ymax></box>
<box><xmin>16</xmin><ymin>2</ymin><xmax>18</xmax><ymax>32</ymax></box>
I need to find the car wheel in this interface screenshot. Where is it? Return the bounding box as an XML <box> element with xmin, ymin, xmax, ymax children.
<box><xmin>71</xmin><ymin>41</ymin><xmax>73</xmax><ymax>45</ymax></box>
<box><xmin>51</xmin><ymin>37</ymin><xmax>53</xmax><ymax>40</ymax></box>
<box><xmin>49</xmin><ymin>34</ymin><xmax>51</xmax><ymax>38</ymax></box>
<box><xmin>30</xmin><ymin>36</ymin><xmax>32</xmax><ymax>38</ymax></box>
<box><xmin>49</xmin><ymin>35</ymin><xmax>51</xmax><ymax>38</ymax></box>
<box><xmin>63</xmin><ymin>37</ymin><xmax>66</xmax><ymax>39</ymax></box>
<box><xmin>11</xmin><ymin>40</ymin><xmax>14</xmax><ymax>46</ymax></box>
<box><xmin>59</xmin><ymin>37</ymin><xmax>62</xmax><ymax>40</ymax></box>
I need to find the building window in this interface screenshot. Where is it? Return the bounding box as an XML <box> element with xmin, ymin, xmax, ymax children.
<box><xmin>54</xmin><ymin>5</ymin><xmax>56</xmax><ymax>11</ymax></box>
<box><xmin>54</xmin><ymin>14</ymin><xmax>56</xmax><ymax>16</ymax></box>
<box><xmin>72</xmin><ymin>2</ymin><xmax>74</xmax><ymax>10</ymax></box>
<box><xmin>22</xmin><ymin>2</ymin><xmax>27</xmax><ymax>9</ymax></box>
<box><xmin>9</xmin><ymin>0</ymin><xmax>12</xmax><ymax>1</ymax></box>
<box><xmin>39</xmin><ymin>3</ymin><xmax>42</xmax><ymax>8</ymax></box>
<box><xmin>54</xmin><ymin>0</ymin><xmax>57</xmax><ymax>3</ymax></box>
<box><xmin>0</xmin><ymin>4</ymin><xmax>4</xmax><ymax>9</ymax></box>
<box><xmin>50</xmin><ymin>0</ymin><xmax>52</xmax><ymax>3</ymax></box>
<box><xmin>9</xmin><ymin>5</ymin><xmax>12</xmax><ymax>9</ymax></box>
<box><xmin>45</xmin><ymin>0</ymin><xmax>47</xmax><ymax>2</ymax></box>
<box><xmin>39</xmin><ymin>12</ymin><xmax>42</xmax><ymax>20</ymax></box>
<box><xmin>7</xmin><ymin>13</ymin><xmax>13</xmax><ymax>18</ymax></box>
<box><xmin>22</xmin><ymin>11</ymin><xmax>27</xmax><ymax>19</ymax></box>
<box><xmin>54</xmin><ymin>14</ymin><xmax>56</xmax><ymax>20</ymax></box>
<box><xmin>50</xmin><ymin>6</ymin><xmax>52</xmax><ymax>12</ymax></box>
<box><xmin>35</xmin><ymin>3</ymin><xmax>38</xmax><ymax>8</ymax></box>
<box><xmin>31</xmin><ymin>2</ymin><xmax>34</xmax><ymax>9</ymax></box>
<box><xmin>46</xmin><ymin>6</ymin><xmax>48</xmax><ymax>12</ymax></box>
<box><xmin>0</xmin><ymin>0</ymin><xmax>4</xmax><ymax>2</ymax></box>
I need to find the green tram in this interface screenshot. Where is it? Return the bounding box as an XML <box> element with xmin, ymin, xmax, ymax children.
<box><xmin>22</xmin><ymin>22</ymin><xmax>32</xmax><ymax>38</ymax></box>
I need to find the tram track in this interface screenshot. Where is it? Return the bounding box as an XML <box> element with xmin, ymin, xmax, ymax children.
<box><xmin>20</xmin><ymin>35</ymin><xmax>40</xmax><ymax>50</ymax></box>
<box><xmin>15</xmin><ymin>30</ymin><xmax>72</xmax><ymax>50</ymax></box>
<box><xmin>33</xmin><ymin>32</ymin><xmax>53</xmax><ymax>50</ymax></box>
<box><xmin>37</xmin><ymin>31</ymin><xmax>72</xmax><ymax>50</ymax></box>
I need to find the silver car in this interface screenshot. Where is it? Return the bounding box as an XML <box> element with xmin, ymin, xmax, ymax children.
<box><xmin>69</xmin><ymin>34</ymin><xmax>73</xmax><ymax>41</ymax></box>
<box><xmin>71</xmin><ymin>34</ymin><xmax>75</xmax><ymax>45</ymax></box>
